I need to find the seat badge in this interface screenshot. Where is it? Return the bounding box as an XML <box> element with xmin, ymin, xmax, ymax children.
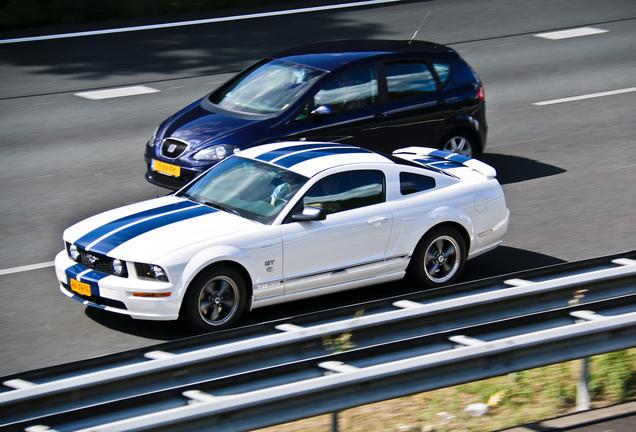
<box><xmin>167</xmin><ymin>143</ymin><xmax>177</xmax><ymax>153</ymax></box>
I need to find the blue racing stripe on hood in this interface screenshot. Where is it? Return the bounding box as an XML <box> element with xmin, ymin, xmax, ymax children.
<box><xmin>77</xmin><ymin>200</ymin><xmax>214</xmax><ymax>255</ymax></box>
<box><xmin>76</xmin><ymin>200</ymin><xmax>200</xmax><ymax>249</ymax></box>
<box><xmin>274</xmin><ymin>147</ymin><xmax>372</xmax><ymax>168</ymax></box>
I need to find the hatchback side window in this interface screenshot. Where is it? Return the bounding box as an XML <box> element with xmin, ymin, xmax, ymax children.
<box><xmin>400</xmin><ymin>172</ymin><xmax>436</xmax><ymax>195</ymax></box>
<box><xmin>385</xmin><ymin>62</ymin><xmax>437</xmax><ymax>100</ymax></box>
<box><xmin>313</xmin><ymin>65</ymin><xmax>378</xmax><ymax>113</ymax></box>
<box><xmin>303</xmin><ymin>171</ymin><xmax>385</xmax><ymax>215</ymax></box>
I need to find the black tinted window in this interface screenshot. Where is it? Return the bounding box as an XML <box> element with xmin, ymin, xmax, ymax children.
<box><xmin>400</xmin><ymin>172</ymin><xmax>436</xmax><ymax>195</ymax></box>
<box><xmin>433</xmin><ymin>62</ymin><xmax>451</xmax><ymax>85</ymax></box>
<box><xmin>303</xmin><ymin>171</ymin><xmax>385</xmax><ymax>215</ymax></box>
<box><xmin>385</xmin><ymin>62</ymin><xmax>437</xmax><ymax>100</ymax></box>
<box><xmin>313</xmin><ymin>65</ymin><xmax>378</xmax><ymax>113</ymax></box>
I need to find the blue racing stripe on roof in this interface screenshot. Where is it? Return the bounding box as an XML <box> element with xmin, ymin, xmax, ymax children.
<box><xmin>76</xmin><ymin>200</ymin><xmax>200</xmax><ymax>249</ymax></box>
<box><xmin>255</xmin><ymin>143</ymin><xmax>346</xmax><ymax>163</ymax></box>
<box><xmin>275</xmin><ymin>147</ymin><xmax>372</xmax><ymax>168</ymax></box>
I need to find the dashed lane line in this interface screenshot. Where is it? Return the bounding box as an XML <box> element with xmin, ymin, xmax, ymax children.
<box><xmin>534</xmin><ymin>26</ymin><xmax>608</xmax><ymax>40</ymax></box>
<box><xmin>0</xmin><ymin>262</ymin><xmax>55</xmax><ymax>276</ymax></box>
<box><xmin>75</xmin><ymin>85</ymin><xmax>160</xmax><ymax>100</ymax></box>
<box><xmin>533</xmin><ymin>87</ymin><xmax>636</xmax><ymax>106</ymax></box>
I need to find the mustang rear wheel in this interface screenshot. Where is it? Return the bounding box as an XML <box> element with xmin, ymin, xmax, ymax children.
<box><xmin>409</xmin><ymin>227</ymin><xmax>466</xmax><ymax>288</ymax></box>
<box><xmin>180</xmin><ymin>265</ymin><xmax>246</xmax><ymax>332</ymax></box>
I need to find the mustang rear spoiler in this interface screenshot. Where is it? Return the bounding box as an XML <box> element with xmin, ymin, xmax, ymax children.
<box><xmin>392</xmin><ymin>147</ymin><xmax>497</xmax><ymax>179</ymax></box>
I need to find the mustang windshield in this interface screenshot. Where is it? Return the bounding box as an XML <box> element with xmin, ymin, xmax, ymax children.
<box><xmin>179</xmin><ymin>156</ymin><xmax>308</xmax><ymax>224</ymax></box>
<box><xmin>209</xmin><ymin>59</ymin><xmax>325</xmax><ymax>115</ymax></box>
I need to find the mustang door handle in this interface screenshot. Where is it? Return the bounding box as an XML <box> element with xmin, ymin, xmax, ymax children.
<box><xmin>368</xmin><ymin>216</ymin><xmax>388</xmax><ymax>225</ymax></box>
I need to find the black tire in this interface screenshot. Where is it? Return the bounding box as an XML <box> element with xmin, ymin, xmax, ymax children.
<box><xmin>439</xmin><ymin>130</ymin><xmax>480</xmax><ymax>158</ymax></box>
<box><xmin>180</xmin><ymin>265</ymin><xmax>246</xmax><ymax>332</ymax></box>
<box><xmin>409</xmin><ymin>226</ymin><xmax>466</xmax><ymax>288</ymax></box>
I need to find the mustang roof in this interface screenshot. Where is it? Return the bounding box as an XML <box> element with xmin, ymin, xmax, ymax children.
<box><xmin>238</xmin><ymin>142</ymin><xmax>393</xmax><ymax>177</ymax></box>
<box><xmin>272</xmin><ymin>39</ymin><xmax>453</xmax><ymax>72</ymax></box>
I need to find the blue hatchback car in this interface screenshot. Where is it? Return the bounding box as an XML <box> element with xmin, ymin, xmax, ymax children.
<box><xmin>145</xmin><ymin>39</ymin><xmax>487</xmax><ymax>190</ymax></box>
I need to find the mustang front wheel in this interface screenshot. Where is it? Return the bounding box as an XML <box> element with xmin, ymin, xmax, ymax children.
<box><xmin>181</xmin><ymin>265</ymin><xmax>246</xmax><ymax>332</ymax></box>
<box><xmin>410</xmin><ymin>227</ymin><xmax>466</xmax><ymax>288</ymax></box>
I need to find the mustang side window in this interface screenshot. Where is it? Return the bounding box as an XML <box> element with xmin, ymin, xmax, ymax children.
<box><xmin>385</xmin><ymin>61</ymin><xmax>438</xmax><ymax>101</ymax></box>
<box><xmin>313</xmin><ymin>65</ymin><xmax>378</xmax><ymax>113</ymax></box>
<box><xmin>400</xmin><ymin>172</ymin><xmax>436</xmax><ymax>195</ymax></box>
<box><xmin>303</xmin><ymin>171</ymin><xmax>385</xmax><ymax>215</ymax></box>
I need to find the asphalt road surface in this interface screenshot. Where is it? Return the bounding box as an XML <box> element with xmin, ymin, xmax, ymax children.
<box><xmin>0</xmin><ymin>0</ymin><xmax>635</xmax><ymax>377</ymax></box>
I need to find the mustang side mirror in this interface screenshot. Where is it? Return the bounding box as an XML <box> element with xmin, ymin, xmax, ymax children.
<box><xmin>310</xmin><ymin>105</ymin><xmax>335</xmax><ymax>116</ymax></box>
<box><xmin>292</xmin><ymin>205</ymin><xmax>326</xmax><ymax>222</ymax></box>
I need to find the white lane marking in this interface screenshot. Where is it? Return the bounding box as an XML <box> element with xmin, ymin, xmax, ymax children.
<box><xmin>0</xmin><ymin>261</ymin><xmax>55</xmax><ymax>276</ymax></box>
<box><xmin>534</xmin><ymin>26</ymin><xmax>608</xmax><ymax>40</ymax></box>
<box><xmin>0</xmin><ymin>0</ymin><xmax>402</xmax><ymax>45</ymax></box>
<box><xmin>75</xmin><ymin>85</ymin><xmax>160</xmax><ymax>100</ymax></box>
<box><xmin>533</xmin><ymin>87</ymin><xmax>636</xmax><ymax>106</ymax></box>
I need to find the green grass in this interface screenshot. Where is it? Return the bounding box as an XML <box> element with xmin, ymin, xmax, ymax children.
<box><xmin>0</xmin><ymin>0</ymin><xmax>298</xmax><ymax>31</ymax></box>
<box><xmin>256</xmin><ymin>348</ymin><xmax>636</xmax><ymax>432</ymax></box>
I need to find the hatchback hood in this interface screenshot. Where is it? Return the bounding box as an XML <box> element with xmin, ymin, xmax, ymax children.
<box><xmin>162</xmin><ymin>99</ymin><xmax>261</xmax><ymax>148</ymax></box>
<box><xmin>64</xmin><ymin>196</ymin><xmax>260</xmax><ymax>263</ymax></box>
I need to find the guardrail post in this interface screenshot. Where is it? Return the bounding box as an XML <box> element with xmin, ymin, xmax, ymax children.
<box><xmin>576</xmin><ymin>357</ymin><xmax>591</xmax><ymax>411</ymax></box>
<box><xmin>332</xmin><ymin>411</ymin><xmax>339</xmax><ymax>432</ymax></box>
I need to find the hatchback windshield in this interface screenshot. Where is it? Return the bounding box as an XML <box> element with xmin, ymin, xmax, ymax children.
<box><xmin>209</xmin><ymin>59</ymin><xmax>325</xmax><ymax>115</ymax></box>
<box><xmin>179</xmin><ymin>156</ymin><xmax>308</xmax><ymax>224</ymax></box>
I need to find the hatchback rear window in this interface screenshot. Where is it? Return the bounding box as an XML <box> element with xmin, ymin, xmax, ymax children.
<box><xmin>385</xmin><ymin>62</ymin><xmax>437</xmax><ymax>100</ymax></box>
<box><xmin>433</xmin><ymin>62</ymin><xmax>451</xmax><ymax>85</ymax></box>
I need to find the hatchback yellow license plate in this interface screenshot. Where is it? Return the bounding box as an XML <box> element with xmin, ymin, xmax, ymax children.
<box><xmin>70</xmin><ymin>279</ymin><xmax>91</xmax><ymax>297</ymax></box>
<box><xmin>152</xmin><ymin>160</ymin><xmax>181</xmax><ymax>178</ymax></box>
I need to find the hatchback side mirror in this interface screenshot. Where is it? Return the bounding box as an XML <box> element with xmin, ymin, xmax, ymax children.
<box><xmin>292</xmin><ymin>205</ymin><xmax>326</xmax><ymax>222</ymax></box>
<box><xmin>310</xmin><ymin>105</ymin><xmax>335</xmax><ymax>116</ymax></box>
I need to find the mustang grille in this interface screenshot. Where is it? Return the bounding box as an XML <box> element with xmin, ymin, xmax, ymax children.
<box><xmin>67</xmin><ymin>243</ymin><xmax>128</xmax><ymax>277</ymax></box>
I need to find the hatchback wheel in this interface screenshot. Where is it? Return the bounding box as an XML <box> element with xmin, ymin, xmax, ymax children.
<box><xmin>439</xmin><ymin>131</ymin><xmax>478</xmax><ymax>158</ymax></box>
<box><xmin>180</xmin><ymin>265</ymin><xmax>246</xmax><ymax>332</ymax></box>
<box><xmin>409</xmin><ymin>227</ymin><xmax>466</xmax><ymax>288</ymax></box>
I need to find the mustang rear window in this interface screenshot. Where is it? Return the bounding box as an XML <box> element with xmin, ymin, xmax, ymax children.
<box><xmin>400</xmin><ymin>172</ymin><xmax>436</xmax><ymax>195</ymax></box>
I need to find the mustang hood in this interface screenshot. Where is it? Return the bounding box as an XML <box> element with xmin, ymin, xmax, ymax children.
<box><xmin>162</xmin><ymin>99</ymin><xmax>261</xmax><ymax>148</ymax></box>
<box><xmin>64</xmin><ymin>196</ymin><xmax>260</xmax><ymax>263</ymax></box>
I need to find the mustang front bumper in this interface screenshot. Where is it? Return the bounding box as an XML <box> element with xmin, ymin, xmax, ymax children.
<box><xmin>55</xmin><ymin>251</ymin><xmax>183</xmax><ymax>321</ymax></box>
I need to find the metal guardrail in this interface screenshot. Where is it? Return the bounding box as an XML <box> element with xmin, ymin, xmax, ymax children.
<box><xmin>1</xmin><ymin>251</ymin><xmax>635</xmax><ymax>431</ymax></box>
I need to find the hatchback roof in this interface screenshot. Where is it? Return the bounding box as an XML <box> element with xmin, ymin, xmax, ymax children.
<box><xmin>271</xmin><ymin>39</ymin><xmax>453</xmax><ymax>72</ymax></box>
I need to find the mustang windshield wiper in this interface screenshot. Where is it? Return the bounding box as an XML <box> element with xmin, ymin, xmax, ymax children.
<box><xmin>203</xmin><ymin>201</ymin><xmax>242</xmax><ymax>217</ymax></box>
<box><xmin>181</xmin><ymin>193</ymin><xmax>241</xmax><ymax>216</ymax></box>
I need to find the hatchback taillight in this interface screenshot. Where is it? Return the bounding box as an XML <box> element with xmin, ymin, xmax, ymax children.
<box><xmin>477</xmin><ymin>85</ymin><xmax>485</xmax><ymax>101</ymax></box>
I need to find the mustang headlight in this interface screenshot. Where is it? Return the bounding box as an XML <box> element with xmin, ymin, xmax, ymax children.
<box><xmin>68</xmin><ymin>243</ymin><xmax>80</xmax><ymax>261</ymax></box>
<box><xmin>135</xmin><ymin>263</ymin><xmax>169</xmax><ymax>282</ymax></box>
<box><xmin>193</xmin><ymin>145</ymin><xmax>238</xmax><ymax>161</ymax></box>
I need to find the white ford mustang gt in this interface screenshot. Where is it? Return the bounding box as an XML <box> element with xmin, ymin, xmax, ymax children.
<box><xmin>55</xmin><ymin>142</ymin><xmax>509</xmax><ymax>332</ymax></box>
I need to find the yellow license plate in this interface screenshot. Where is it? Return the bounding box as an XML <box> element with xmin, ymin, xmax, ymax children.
<box><xmin>70</xmin><ymin>279</ymin><xmax>91</xmax><ymax>297</ymax></box>
<box><xmin>152</xmin><ymin>160</ymin><xmax>181</xmax><ymax>177</ymax></box>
